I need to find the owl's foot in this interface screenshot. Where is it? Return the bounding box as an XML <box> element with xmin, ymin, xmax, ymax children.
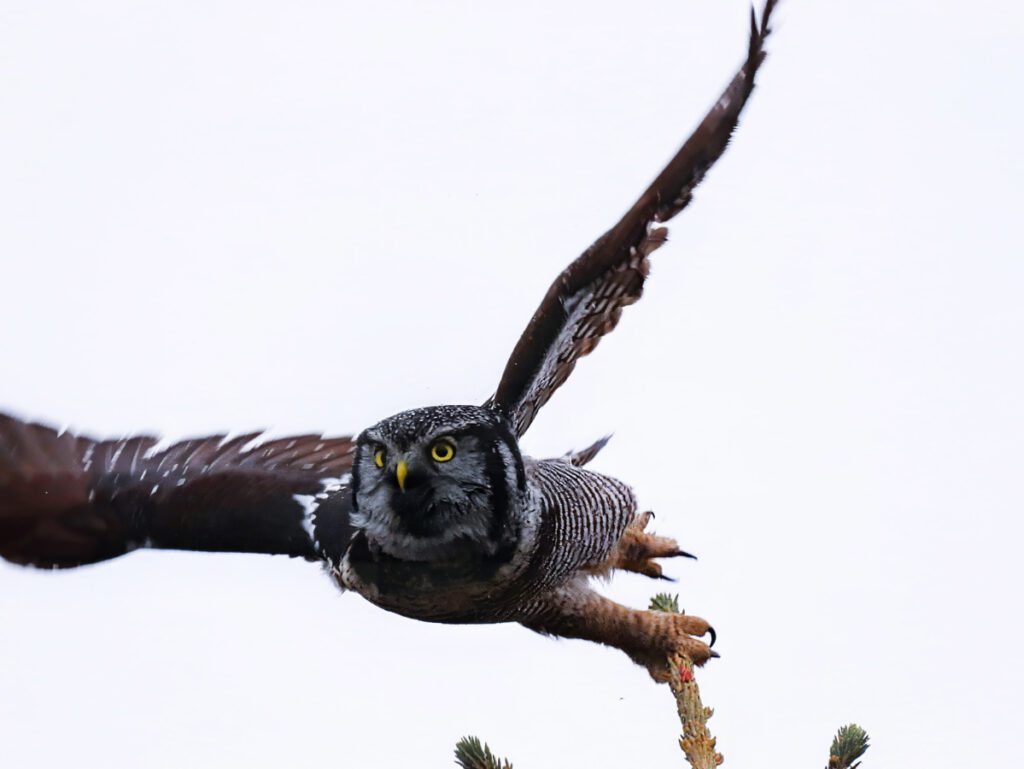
<box><xmin>601</xmin><ymin>510</ymin><xmax>694</xmax><ymax>580</ymax></box>
<box><xmin>522</xmin><ymin>583</ymin><xmax>716</xmax><ymax>683</ymax></box>
<box><xmin>631</xmin><ymin>610</ymin><xmax>717</xmax><ymax>681</ymax></box>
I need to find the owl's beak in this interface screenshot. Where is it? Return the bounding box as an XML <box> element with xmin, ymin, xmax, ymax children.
<box><xmin>395</xmin><ymin>460</ymin><xmax>408</xmax><ymax>493</ymax></box>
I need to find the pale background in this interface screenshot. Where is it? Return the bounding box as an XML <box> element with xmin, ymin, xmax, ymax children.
<box><xmin>1</xmin><ymin>1</ymin><xmax>1021</xmax><ymax>767</ymax></box>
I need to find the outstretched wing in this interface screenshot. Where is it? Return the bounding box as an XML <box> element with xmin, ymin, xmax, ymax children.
<box><xmin>0</xmin><ymin>412</ymin><xmax>357</xmax><ymax>569</ymax></box>
<box><xmin>485</xmin><ymin>0</ymin><xmax>778</xmax><ymax>437</ymax></box>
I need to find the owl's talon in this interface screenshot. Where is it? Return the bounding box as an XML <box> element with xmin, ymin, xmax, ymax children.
<box><xmin>707</xmin><ymin>626</ymin><xmax>717</xmax><ymax>647</ymax></box>
<box><xmin>600</xmin><ymin>511</ymin><xmax>695</xmax><ymax>579</ymax></box>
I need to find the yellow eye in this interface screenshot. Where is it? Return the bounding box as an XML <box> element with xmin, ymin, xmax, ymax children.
<box><xmin>374</xmin><ymin>448</ymin><xmax>385</xmax><ymax>468</ymax></box>
<box><xmin>430</xmin><ymin>440</ymin><xmax>455</xmax><ymax>463</ymax></box>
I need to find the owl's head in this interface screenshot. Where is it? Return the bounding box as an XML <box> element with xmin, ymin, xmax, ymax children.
<box><xmin>350</xmin><ymin>405</ymin><xmax>526</xmax><ymax>562</ymax></box>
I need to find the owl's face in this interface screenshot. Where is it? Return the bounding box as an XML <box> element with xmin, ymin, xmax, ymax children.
<box><xmin>351</xmin><ymin>405</ymin><xmax>526</xmax><ymax>562</ymax></box>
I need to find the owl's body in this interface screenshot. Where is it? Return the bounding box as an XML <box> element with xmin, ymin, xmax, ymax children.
<box><xmin>0</xmin><ymin>1</ymin><xmax>777</xmax><ymax>678</ymax></box>
<box><xmin>318</xmin><ymin>404</ymin><xmax>712</xmax><ymax>672</ymax></box>
<box><xmin>340</xmin><ymin>443</ymin><xmax>636</xmax><ymax>625</ymax></box>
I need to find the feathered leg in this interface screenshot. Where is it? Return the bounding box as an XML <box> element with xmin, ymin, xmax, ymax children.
<box><xmin>521</xmin><ymin>580</ymin><xmax>715</xmax><ymax>680</ymax></box>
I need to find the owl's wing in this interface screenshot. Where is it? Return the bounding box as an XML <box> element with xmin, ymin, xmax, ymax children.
<box><xmin>485</xmin><ymin>0</ymin><xmax>777</xmax><ymax>438</ymax></box>
<box><xmin>0</xmin><ymin>412</ymin><xmax>357</xmax><ymax>569</ymax></box>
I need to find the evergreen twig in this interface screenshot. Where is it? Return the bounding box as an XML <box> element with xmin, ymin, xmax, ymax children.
<box><xmin>649</xmin><ymin>592</ymin><xmax>681</xmax><ymax>613</ymax></box>
<box><xmin>649</xmin><ymin>594</ymin><xmax>723</xmax><ymax>769</ymax></box>
<box><xmin>454</xmin><ymin>735</ymin><xmax>513</xmax><ymax>769</ymax></box>
<box><xmin>827</xmin><ymin>724</ymin><xmax>870</xmax><ymax>769</ymax></box>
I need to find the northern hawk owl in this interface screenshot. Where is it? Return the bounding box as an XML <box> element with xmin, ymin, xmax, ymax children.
<box><xmin>0</xmin><ymin>1</ymin><xmax>777</xmax><ymax>678</ymax></box>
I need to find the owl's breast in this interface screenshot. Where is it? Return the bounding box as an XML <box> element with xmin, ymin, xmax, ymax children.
<box><xmin>337</xmin><ymin>487</ymin><xmax>552</xmax><ymax>626</ymax></box>
<box><xmin>338</xmin><ymin>516</ymin><xmax>541</xmax><ymax>624</ymax></box>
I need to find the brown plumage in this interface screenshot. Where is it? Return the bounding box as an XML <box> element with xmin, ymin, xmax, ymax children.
<box><xmin>523</xmin><ymin>581</ymin><xmax>716</xmax><ymax>679</ymax></box>
<box><xmin>0</xmin><ymin>412</ymin><xmax>356</xmax><ymax>568</ymax></box>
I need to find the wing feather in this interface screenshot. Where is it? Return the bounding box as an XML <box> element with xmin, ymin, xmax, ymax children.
<box><xmin>486</xmin><ymin>0</ymin><xmax>778</xmax><ymax>437</ymax></box>
<box><xmin>0</xmin><ymin>412</ymin><xmax>357</xmax><ymax>569</ymax></box>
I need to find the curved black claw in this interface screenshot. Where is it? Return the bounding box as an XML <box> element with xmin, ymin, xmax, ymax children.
<box><xmin>709</xmin><ymin>649</ymin><xmax>721</xmax><ymax>659</ymax></box>
<box><xmin>670</xmin><ymin>549</ymin><xmax>698</xmax><ymax>560</ymax></box>
<box><xmin>655</xmin><ymin>573</ymin><xmax>678</xmax><ymax>583</ymax></box>
<box><xmin>706</xmin><ymin>626</ymin><xmax>717</xmax><ymax>648</ymax></box>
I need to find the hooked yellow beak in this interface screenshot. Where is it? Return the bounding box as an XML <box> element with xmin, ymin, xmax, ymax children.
<box><xmin>396</xmin><ymin>460</ymin><xmax>408</xmax><ymax>492</ymax></box>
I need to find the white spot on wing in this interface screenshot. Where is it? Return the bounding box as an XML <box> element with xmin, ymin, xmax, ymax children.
<box><xmin>142</xmin><ymin>437</ymin><xmax>176</xmax><ymax>461</ymax></box>
<box><xmin>82</xmin><ymin>444</ymin><xmax>95</xmax><ymax>472</ymax></box>
<box><xmin>318</xmin><ymin>474</ymin><xmax>350</xmax><ymax>495</ymax></box>
<box><xmin>293</xmin><ymin>494</ymin><xmax>321</xmax><ymax>547</ymax></box>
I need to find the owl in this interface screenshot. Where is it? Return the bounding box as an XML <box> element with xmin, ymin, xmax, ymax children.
<box><xmin>0</xmin><ymin>1</ymin><xmax>775</xmax><ymax>679</ymax></box>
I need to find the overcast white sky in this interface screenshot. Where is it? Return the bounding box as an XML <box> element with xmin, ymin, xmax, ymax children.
<box><xmin>1</xmin><ymin>1</ymin><xmax>1021</xmax><ymax>767</ymax></box>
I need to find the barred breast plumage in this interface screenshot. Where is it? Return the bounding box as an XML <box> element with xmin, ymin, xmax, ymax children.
<box><xmin>526</xmin><ymin>460</ymin><xmax>637</xmax><ymax>588</ymax></box>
